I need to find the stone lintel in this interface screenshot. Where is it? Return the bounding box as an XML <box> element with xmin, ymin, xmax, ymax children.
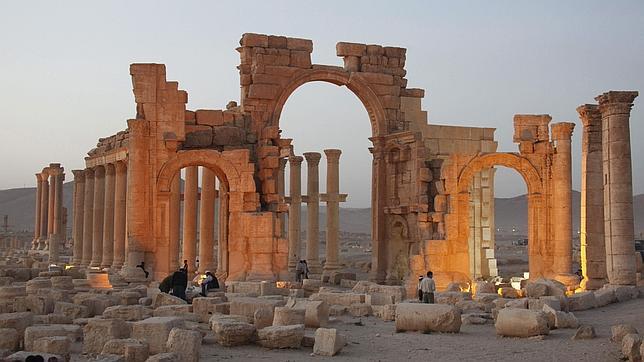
<box><xmin>320</xmin><ymin>194</ymin><xmax>348</xmax><ymax>203</ymax></box>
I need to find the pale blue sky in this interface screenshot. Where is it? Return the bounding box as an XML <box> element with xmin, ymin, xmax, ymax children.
<box><xmin>1</xmin><ymin>1</ymin><xmax>643</xmax><ymax>206</ymax></box>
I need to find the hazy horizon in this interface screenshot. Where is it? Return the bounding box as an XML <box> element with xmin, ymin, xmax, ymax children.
<box><xmin>1</xmin><ymin>1</ymin><xmax>643</xmax><ymax>207</ymax></box>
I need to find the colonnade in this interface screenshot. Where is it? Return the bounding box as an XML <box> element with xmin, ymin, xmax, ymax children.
<box><xmin>284</xmin><ymin>149</ymin><xmax>347</xmax><ymax>275</ymax></box>
<box><xmin>32</xmin><ymin>163</ymin><xmax>65</xmax><ymax>263</ymax></box>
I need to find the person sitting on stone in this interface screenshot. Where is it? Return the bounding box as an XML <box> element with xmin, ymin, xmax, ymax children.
<box><xmin>200</xmin><ymin>271</ymin><xmax>220</xmax><ymax>296</ymax></box>
<box><xmin>419</xmin><ymin>271</ymin><xmax>436</xmax><ymax>304</ymax></box>
<box><xmin>136</xmin><ymin>261</ymin><xmax>149</xmax><ymax>279</ymax></box>
<box><xmin>171</xmin><ymin>267</ymin><xmax>188</xmax><ymax>300</ymax></box>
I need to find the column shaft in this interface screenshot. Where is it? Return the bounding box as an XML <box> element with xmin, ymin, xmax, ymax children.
<box><xmin>304</xmin><ymin>152</ymin><xmax>322</xmax><ymax>273</ymax></box>
<box><xmin>38</xmin><ymin>174</ymin><xmax>49</xmax><ymax>250</ymax></box>
<box><xmin>91</xmin><ymin>166</ymin><xmax>105</xmax><ymax>267</ymax></box>
<box><xmin>199</xmin><ymin>168</ymin><xmax>216</xmax><ymax>273</ymax></box>
<box><xmin>324</xmin><ymin>149</ymin><xmax>342</xmax><ymax>272</ymax></box>
<box><xmin>169</xmin><ymin>173</ymin><xmax>181</xmax><ymax>271</ymax></box>
<box><xmin>101</xmin><ymin>164</ymin><xmax>115</xmax><ymax>268</ymax></box>
<box><xmin>217</xmin><ymin>183</ymin><xmax>229</xmax><ymax>276</ymax></box>
<box><xmin>81</xmin><ymin>169</ymin><xmax>94</xmax><ymax>266</ymax></box>
<box><xmin>72</xmin><ymin>170</ymin><xmax>85</xmax><ymax>265</ymax></box>
<box><xmin>551</xmin><ymin>122</ymin><xmax>575</xmax><ymax>277</ymax></box>
<box><xmin>33</xmin><ymin>173</ymin><xmax>43</xmax><ymax>247</ymax></box>
<box><xmin>47</xmin><ymin>171</ymin><xmax>56</xmax><ymax>243</ymax></box>
<box><xmin>50</xmin><ymin>171</ymin><xmax>64</xmax><ymax>263</ymax></box>
<box><xmin>112</xmin><ymin>162</ymin><xmax>127</xmax><ymax>270</ymax></box>
<box><xmin>288</xmin><ymin>156</ymin><xmax>303</xmax><ymax>271</ymax></box>
<box><xmin>278</xmin><ymin>158</ymin><xmax>287</xmax><ymax>238</ymax></box>
<box><xmin>183</xmin><ymin>166</ymin><xmax>199</xmax><ymax>272</ymax></box>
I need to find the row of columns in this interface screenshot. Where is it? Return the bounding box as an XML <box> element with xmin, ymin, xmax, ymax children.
<box><xmin>71</xmin><ymin>162</ymin><xmax>128</xmax><ymax>270</ymax></box>
<box><xmin>579</xmin><ymin>91</ymin><xmax>639</xmax><ymax>287</ymax></box>
<box><xmin>32</xmin><ymin>163</ymin><xmax>65</xmax><ymax>263</ymax></box>
<box><xmin>284</xmin><ymin>149</ymin><xmax>347</xmax><ymax>275</ymax></box>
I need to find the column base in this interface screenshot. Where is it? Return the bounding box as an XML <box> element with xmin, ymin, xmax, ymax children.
<box><xmin>246</xmin><ymin>271</ymin><xmax>276</xmax><ymax>282</ymax></box>
<box><xmin>554</xmin><ymin>273</ymin><xmax>581</xmax><ymax>288</ymax></box>
<box><xmin>119</xmin><ymin>266</ymin><xmax>148</xmax><ymax>283</ymax></box>
<box><xmin>580</xmin><ymin>277</ymin><xmax>607</xmax><ymax>290</ymax></box>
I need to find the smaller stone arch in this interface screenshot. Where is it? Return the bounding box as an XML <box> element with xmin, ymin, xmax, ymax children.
<box><xmin>457</xmin><ymin>153</ymin><xmax>542</xmax><ymax>195</ymax></box>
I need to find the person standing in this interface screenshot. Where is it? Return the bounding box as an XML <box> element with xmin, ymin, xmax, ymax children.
<box><xmin>419</xmin><ymin>271</ymin><xmax>436</xmax><ymax>304</ymax></box>
<box><xmin>417</xmin><ymin>275</ymin><xmax>424</xmax><ymax>301</ymax></box>
<box><xmin>302</xmin><ymin>260</ymin><xmax>310</xmax><ymax>279</ymax></box>
<box><xmin>183</xmin><ymin>260</ymin><xmax>189</xmax><ymax>274</ymax></box>
<box><xmin>295</xmin><ymin>260</ymin><xmax>305</xmax><ymax>282</ymax></box>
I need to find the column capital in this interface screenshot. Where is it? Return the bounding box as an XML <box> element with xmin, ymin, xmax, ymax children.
<box><xmin>36</xmin><ymin>172</ymin><xmax>48</xmax><ymax>182</ymax></box>
<box><xmin>279</xmin><ymin>157</ymin><xmax>288</xmax><ymax>169</ymax></box>
<box><xmin>324</xmin><ymin>149</ymin><xmax>342</xmax><ymax>161</ymax></box>
<box><xmin>551</xmin><ymin>122</ymin><xmax>575</xmax><ymax>140</ymax></box>
<box><xmin>288</xmin><ymin>155</ymin><xmax>304</xmax><ymax>165</ymax></box>
<box><xmin>84</xmin><ymin>168</ymin><xmax>95</xmax><ymax>179</ymax></box>
<box><xmin>93</xmin><ymin>165</ymin><xmax>106</xmax><ymax>178</ymax></box>
<box><xmin>105</xmin><ymin>163</ymin><xmax>116</xmax><ymax>175</ymax></box>
<box><xmin>114</xmin><ymin>160</ymin><xmax>127</xmax><ymax>173</ymax></box>
<box><xmin>72</xmin><ymin>169</ymin><xmax>86</xmax><ymax>182</ymax></box>
<box><xmin>595</xmin><ymin>90</ymin><xmax>638</xmax><ymax>115</ymax></box>
<box><xmin>576</xmin><ymin>104</ymin><xmax>601</xmax><ymax>127</ymax></box>
<box><xmin>303</xmin><ymin>152</ymin><xmax>322</xmax><ymax>165</ymax></box>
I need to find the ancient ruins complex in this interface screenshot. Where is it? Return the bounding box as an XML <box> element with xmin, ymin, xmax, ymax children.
<box><xmin>33</xmin><ymin>33</ymin><xmax>639</xmax><ymax>292</ymax></box>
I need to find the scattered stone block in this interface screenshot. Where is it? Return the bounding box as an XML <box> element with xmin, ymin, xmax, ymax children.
<box><xmin>611</xmin><ymin>324</ymin><xmax>639</xmax><ymax>343</ymax></box>
<box><xmin>286</xmin><ymin>299</ymin><xmax>329</xmax><ymax>328</ymax></box>
<box><xmin>348</xmin><ymin>303</ymin><xmax>372</xmax><ymax>317</ymax></box>
<box><xmin>254</xmin><ymin>307</ymin><xmax>274</xmax><ymax>330</ymax></box>
<box><xmin>32</xmin><ymin>336</ymin><xmax>71</xmax><ymax>361</ymax></box>
<box><xmin>495</xmin><ymin>308</ymin><xmax>549</xmax><ymax>337</ymax></box>
<box><xmin>568</xmin><ymin>291</ymin><xmax>597</xmax><ymax>311</ymax></box>
<box><xmin>54</xmin><ymin>301</ymin><xmax>89</xmax><ymax>319</ymax></box>
<box><xmin>102</xmin><ymin>338</ymin><xmax>149</xmax><ymax>362</ymax></box>
<box><xmin>103</xmin><ymin>305</ymin><xmax>150</xmax><ymax>321</ymax></box>
<box><xmin>0</xmin><ymin>328</ymin><xmax>19</xmax><ymax>351</ymax></box>
<box><xmin>229</xmin><ymin>297</ymin><xmax>284</xmax><ymax>319</ymax></box>
<box><xmin>50</xmin><ymin>276</ymin><xmax>74</xmax><ymax>290</ymax></box>
<box><xmin>145</xmin><ymin>352</ymin><xmax>180</xmax><ymax>362</ymax></box>
<box><xmin>257</xmin><ymin>324</ymin><xmax>305</xmax><ymax>349</ymax></box>
<box><xmin>5</xmin><ymin>351</ymin><xmax>64</xmax><ymax>362</ymax></box>
<box><xmin>571</xmin><ymin>325</ymin><xmax>596</xmax><ymax>340</ymax></box>
<box><xmin>83</xmin><ymin>318</ymin><xmax>130</xmax><ymax>354</ymax></box>
<box><xmin>613</xmin><ymin>285</ymin><xmax>639</xmax><ymax>302</ymax></box>
<box><xmin>554</xmin><ymin>311</ymin><xmax>579</xmax><ymax>329</ymax></box>
<box><xmin>210</xmin><ymin>315</ymin><xmax>256</xmax><ymax>347</ymax></box>
<box><xmin>131</xmin><ymin>317</ymin><xmax>185</xmax><ymax>355</ymax></box>
<box><xmin>329</xmin><ymin>272</ymin><xmax>356</xmax><ymax>285</ymax></box>
<box><xmin>621</xmin><ymin>333</ymin><xmax>642</xmax><ymax>362</ymax></box>
<box><xmin>395</xmin><ymin>303</ymin><xmax>461</xmax><ymax>333</ymax></box>
<box><xmin>152</xmin><ymin>293</ymin><xmax>187</xmax><ymax>309</ymax></box>
<box><xmin>505</xmin><ymin>298</ymin><xmax>528</xmax><ymax>309</ymax></box>
<box><xmin>372</xmin><ymin>304</ymin><xmax>396</xmax><ymax>321</ymax></box>
<box><xmin>153</xmin><ymin>305</ymin><xmax>195</xmax><ymax>320</ymax></box>
<box><xmin>166</xmin><ymin>328</ymin><xmax>202</xmax><ymax>362</ymax></box>
<box><xmin>301</xmin><ymin>334</ymin><xmax>315</xmax><ymax>347</ymax></box>
<box><xmin>313</xmin><ymin>328</ymin><xmax>345</xmax><ymax>356</ymax></box>
<box><xmin>525</xmin><ymin>281</ymin><xmax>548</xmax><ymax>298</ymax></box>
<box><xmin>313</xmin><ymin>292</ymin><xmax>366</xmax><ymax>306</ymax></box>
<box><xmin>594</xmin><ymin>287</ymin><xmax>617</xmax><ymax>307</ymax></box>
<box><xmin>302</xmin><ymin>279</ymin><xmax>321</xmax><ymax>292</ymax></box>
<box><xmin>329</xmin><ymin>305</ymin><xmax>347</xmax><ymax>316</ymax></box>
<box><xmin>273</xmin><ymin>306</ymin><xmax>305</xmax><ymax>326</ymax></box>
<box><xmin>25</xmin><ymin>294</ymin><xmax>55</xmax><ymax>315</ymax></box>
<box><xmin>24</xmin><ymin>324</ymin><xmax>81</xmax><ymax>351</ymax></box>
<box><xmin>0</xmin><ymin>311</ymin><xmax>34</xmax><ymax>339</ymax></box>
<box><xmin>473</xmin><ymin>293</ymin><xmax>499</xmax><ymax>303</ymax></box>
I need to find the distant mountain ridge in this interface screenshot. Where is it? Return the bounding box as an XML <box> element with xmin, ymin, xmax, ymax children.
<box><xmin>0</xmin><ymin>184</ymin><xmax>642</xmax><ymax>237</ymax></box>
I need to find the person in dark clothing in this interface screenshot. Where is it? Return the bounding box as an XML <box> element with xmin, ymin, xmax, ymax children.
<box><xmin>183</xmin><ymin>260</ymin><xmax>189</xmax><ymax>274</ymax></box>
<box><xmin>200</xmin><ymin>271</ymin><xmax>220</xmax><ymax>296</ymax></box>
<box><xmin>159</xmin><ymin>274</ymin><xmax>173</xmax><ymax>293</ymax></box>
<box><xmin>171</xmin><ymin>268</ymin><xmax>188</xmax><ymax>300</ymax></box>
<box><xmin>136</xmin><ymin>261</ymin><xmax>149</xmax><ymax>279</ymax></box>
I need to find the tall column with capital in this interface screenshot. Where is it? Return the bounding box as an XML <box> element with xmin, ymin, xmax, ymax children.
<box><xmin>91</xmin><ymin>166</ymin><xmax>105</xmax><ymax>267</ymax></box>
<box><xmin>33</xmin><ymin>173</ymin><xmax>43</xmax><ymax>249</ymax></box>
<box><xmin>50</xmin><ymin>169</ymin><xmax>64</xmax><ymax>263</ymax></box>
<box><xmin>369</xmin><ymin>138</ymin><xmax>387</xmax><ymax>282</ymax></box>
<box><xmin>278</xmin><ymin>158</ymin><xmax>287</xmax><ymax>238</ymax></box>
<box><xmin>47</xmin><ymin>168</ymin><xmax>56</xmax><ymax>247</ymax></box>
<box><xmin>577</xmin><ymin>104</ymin><xmax>607</xmax><ymax>289</ymax></box>
<box><xmin>183</xmin><ymin>166</ymin><xmax>199</xmax><ymax>272</ymax></box>
<box><xmin>596</xmin><ymin>90</ymin><xmax>639</xmax><ymax>285</ymax></box>
<box><xmin>101</xmin><ymin>164</ymin><xmax>115</xmax><ymax>268</ymax></box>
<box><xmin>71</xmin><ymin>170</ymin><xmax>85</xmax><ymax>265</ymax></box>
<box><xmin>81</xmin><ymin>168</ymin><xmax>94</xmax><ymax>266</ymax></box>
<box><xmin>323</xmin><ymin>149</ymin><xmax>346</xmax><ymax>272</ymax></box>
<box><xmin>38</xmin><ymin>172</ymin><xmax>49</xmax><ymax>250</ymax></box>
<box><xmin>199</xmin><ymin>168</ymin><xmax>216</xmax><ymax>273</ymax></box>
<box><xmin>551</xmin><ymin>122</ymin><xmax>575</xmax><ymax>280</ymax></box>
<box><xmin>288</xmin><ymin>156</ymin><xmax>303</xmax><ymax>271</ymax></box>
<box><xmin>168</xmin><ymin>173</ymin><xmax>181</xmax><ymax>271</ymax></box>
<box><xmin>304</xmin><ymin>152</ymin><xmax>322</xmax><ymax>273</ymax></box>
<box><xmin>112</xmin><ymin>162</ymin><xmax>127</xmax><ymax>270</ymax></box>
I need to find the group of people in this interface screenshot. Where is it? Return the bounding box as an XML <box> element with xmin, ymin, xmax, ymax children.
<box><xmin>417</xmin><ymin>271</ymin><xmax>436</xmax><ymax>303</ymax></box>
<box><xmin>158</xmin><ymin>259</ymin><xmax>219</xmax><ymax>300</ymax></box>
<box><xmin>295</xmin><ymin>259</ymin><xmax>310</xmax><ymax>282</ymax></box>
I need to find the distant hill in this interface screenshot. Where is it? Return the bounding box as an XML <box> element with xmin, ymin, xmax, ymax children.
<box><xmin>0</xmin><ymin>184</ymin><xmax>642</xmax><ymax>238</ymax></box>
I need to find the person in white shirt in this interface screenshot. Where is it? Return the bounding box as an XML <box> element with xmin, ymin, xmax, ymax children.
<box><xmin>419</xmin><ymin>271</ymin><xmax>436</xmax><ymax>303</ymax></box>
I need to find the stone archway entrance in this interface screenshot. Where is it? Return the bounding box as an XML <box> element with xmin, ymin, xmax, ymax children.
<box><xmin>457</xmin><ymin>153</ymin><xmax>546</xmax><ymax>279</ymax></box>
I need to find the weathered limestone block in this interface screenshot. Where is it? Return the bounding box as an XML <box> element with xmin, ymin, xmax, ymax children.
<box><xmin>35</xmin><ymin>314</ymin><xmax>72</xmax><ymax>325</ymax></box>
<box><xmin>505</xmin><ymin>299</ymin><xmax>528</xmax><ymax>309</ymax></box>
<box><xmin>340</xmin><ymin>279</ymin><xmax>357</xmax><ymax>289</ymax></box>
<box><xmin>152</xmin><ymin>293</ymin><xmax>187</xmax><ymax>309</ymax></box>
<box><xmin>0</xmin><ymin>276</ymin><xmax>14</xmax><ymax>286</ymax></box>
<box><xmin>75</xmin><ymin>295</ymin><xmax>116</xmax><ymax>316</ymax></box>
<box><xmin>226</xmin><ymin>281</ymin><xmax>262</xmax><ymax>296</ymax></box>
<box><xmin>568</xmin><ymin>291</ymin><xmax>597</xmax><ymax>311</ymax></box>
<box><xmin>455</xmin><ymin>300</ymin><xmax>488</xmax><ymax>313</ymax></box>
<box><xmin>0</xmin><ymin>286</ymin><xmax>26</xmax><ymax>298</ymax></box>
<box><xmin>145</xmin><ymin>352</ymin><xmax>180</xmax><ymax>362</ymax></box>
<box><xmin>25</xmin><ymin>294</ymin><xmax>55</xmax><ymax>315</ymax></box>
<box><xmin>213</xmin><ymin>302</ymin><xmax>230</xmax><ymax>315</ymax></box>
<box><xmin>372</xmin><ymin>304</ymin><xmax>396</xmax><ymax>321</ymax></box>
<box><xmin>461</xmin><ymin>313</ymin><xmax>489</xmax><ymax>325</ymax></box>
<box><xmin>348</xmin><ymin>303</ymin><xmax>372</xmax><ymax>317</ymax></box>
<box><xmin>313</xmin><ymin>328</ymin><xmax>345</xmax><ymax>357</ymax></box>
<box><xmin>257</xmin><ymin>324</ymin><xmax>304</xmax><ymax>349</ymax></box>
<box><xmin>273</xmin><ymin>307</ymin><xmax>305</xmax><ymax>326</ymax></box>
<box><xmin>536</xmin><ymin>279</ymin><xmax>566</xmax><ymax>297</ymax></box>
<box><xmin>473</xmin><ymin>293</ymin><xmax>499</xmax><ymax>303</ymax></box>
<box><xmin>113</xmin><ymin>291</ymin><xmax>141</xmax><ymax>306</ymax></box>
<box><xmin>253</xmin><ymin>307</ymin><xmax>273</xmax><ymax>330</ymax></box>
<box><xmin>54</xmin><ymin>302</ymin><xmax>89</xmax><ymax>319</ymax></box>
<box><xmin>612</xmin><ymin>285</ymin><xmax>639</xmax><ymax>302</ymax></box>
<box><xmin>50</xmin><ymin>276</ymin><xmax>74</xmax><ymax>290</ymax></box>
<box><xmin>5</xmin><ymin>351</ymin><xmax>64</xmax><ymax>361</ymax></box>
<box><xmin>139</xmin><ymin>297</ymin><xmax>152</xmax><ymax>306</ymax></box>
<box><xmin>436</xmin><ymin>291</ymin><xmax>472</xmax><ymax>305</ymax></box>
<box><xmin>621</xmin><ymin>333</ymin><xmax>642</xmax><ymax>362</ymax></box>
<box><xmin>472</xmin><ymin>281</ymin><xmax>495</xmax><ymax>295</ymax></box>
<box><xmin>166</xmin><ymin>328</ymin><xmax>202</xmax><ymax>362</ymax></box>
<box><xmin>554</xmin><ymin>311</ymin><xmax>579</xmax><ymax>329</ymax></box>
<box><xmin>498</xmin><ymin>287</ymin><xmax>520</xmax><ymax>299</ymax></box>
<box><xmin>32</xmin><ymin>336</ymin><xmax>71</xmax><ymax>361</ymax></box>
<box><xmin>312</xmin><ymin>292</ymin><xmax>366</xmax><ymax>306</ymax></box>
<box><xmin>571</xmin><ymin>325</ymin><xmax>596</xmax><ymax>340</ymax></box>
<box><xmin>212</xmin><ymin>126</ymin><xmax>246</xmax><ymax>146</ymax></box>
<box><xmin>594</xmin><ymin>287</ymin><xmax>618</xmax><ymax>307</ymax></box>
<box><xmin>210</xmin><ymin>315</ymin><xmax>256</xmax><ymax>347</ymax></box>
<box><xmin>192</xmin><ymin>297</ymin><xmax>226</xmax><ymax>322</ymax></box>
<box><xmin>229</xmin><ymin>297</ymin><xmax>284</xmax><ymax>319</ymax></box>
<box><xmin>152</xmin><ymin>305</ymin><xmax>195</xmax><ymax>321</ymax></box>
<box><xmin>24</xmin><ymin>324</ymin><xmax>81</xmax><ymax>351</ymax></box>
<box><xmin>611</xmin><ymin>324</ymin><xmax>639</xmax><ymax>343</ymax></box>
<box><xmin>302</xmin><ymin>279</ymin><xmax>321</xmax><ymax>292</ymax></box>
<box><xmin>329</xmin><ymin>305</ymin><xmax>347</xmax><ymax>316</ymax></box>
<box><xmin>102</xmin><ymin>338</ymin><xmax>149</xmax><ymax>362</ymax></box>
<box><xmin>83</xmin><ymin>319</ymin><xmax>130</xmax><ymax>354</ymax></box>
<box><xmin>329</xmin><ymin>272</ymin><xmax>356</xmax><ymax>285</ymax></box>
<box><xmin>495</xmin><ymin>308</ymin><xmax>549</xmax><ymax>337</ymax></box>
<box><xmin>525</xmin><ymin>281</ymin><xmax>548</xmax><ymax>298</ymax></box>
<box><xmin>0</xmin><ymin>327</ymin><xmax>19</xmax><ymax>351</ymax></box>
<box><xmin>541</xmin><ymin>304</ymin><xmax>557</xmax><ymax>329</ymax></box>
<box><xmin>0</xmin><ymin>311</ymin><xmax>34</xmax><ymax>338</ymax></box>
<box><xmin>103</xmin><ymin>305</ymin><xmax>151</xmax><ymax>321</ymax></box>
<box><xmin>395</xmin><ymin>303</ymin><xmax>461</xmax><ymax>333</ymax></box>
<box><xmin>26</xmin><ymin>278</ymin><xmax>52</xmax><ymax>294</ymax></box>
<box><xmin>131</xmin><ymin>317</ymin><xmax>185</xmax><ymax>355</ymax></box>
<box><xmin>286</xmin><ymin>299</ymin><xmax>329</xmax><ymax>328</ymax></box>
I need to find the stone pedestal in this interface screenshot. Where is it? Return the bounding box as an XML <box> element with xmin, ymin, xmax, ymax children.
<box><xmin>71</xmin><ymin>170</ymin><xmax>85</xmax><ymax>266</ymax></box>
<box><xmin>288</xmin><ymin>156</ymin><xmax>303</xmax><ymax>271</ymax></box>
<box><xmin>91</xmin><ymin>166</ymin><xmax>105</xmax><ymax>268</ymax></box>
<box><xmin>81</xmin><ymin>169</ymin><xmax>95</xmax><ymax>267</ymax></box>
<box><xmin>304</xmin><ymin>152</ymin><xmax>322</xmax><ymax>274</ymax></box>
<box><xmin>596</xmin><ymin>90</ymin><xmax>639</xmax><ymax>286</ymax></box>
<box><xmin>183</xmin><ymin>166</ymin><xmax>199</xmax><ymax>273</ymax></box>
<box><xmin>551</xmin><ymin>122</ymin><xmax>575</xmax><ymax>280</ymax></box>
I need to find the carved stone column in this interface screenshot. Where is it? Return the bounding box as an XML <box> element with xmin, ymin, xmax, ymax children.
<box><xmin>91</xmin><ymin>165</ymin><xmax>105</xmax><ymax>268</ymax></box>
<box><xmin>169</xmin><ymin>172</ymin><xmax>181</xmax><ymax>272</ymax></box>
<box><xmin>38</xmin><ymin>172</ymin><xmax>49</xmax><ymax>250</ymax></box>
<box><xmin>369</xmin><ymin>137</ymin><xmax>387</xmax><ymax>282</ymax></box>
<box><xmin>288</xmin><ymin>156</ymin><xmax>303</xmax><ymax>271</ymax></box>
<box><xmin>47</xmin><ymin>167</ymin><xmax>56</xmax><ymax>246</ymax></box>
<box><xmin>101</xmin><ymin>164</ymin><xmax>116</xmax><ymax>269</ymax></box>
<box><xmin>304</xmin><ymin>152</ymin><xmax>322</xmax><ymax>274</ymax></box>
<box><xmin>323</xmin><ymin>149</ymin><xmax>346</xmax><ymax>272</ymax></box>
<box><xmin>71</xmin><ymin>170</ymin><xmax>85</xmax><ymax>265</ymax></box>
<box><xmin>277</xmin><ymin>158</ymin><xmax>287</xmax><ymax>238</ymax></box>
<box><xmin>50</xmin><ymin>168</ymin><xmax>64</xmax><ymax>263</ymax></box>
<box><xmin>183</xmin><ymin>166</ymin><xmax>199</xmax><ymax>272</ymax></box>
<box><xmin>596</xmin><ymin>90</ymin><xmax>639</xmax><ymax>285</ymax></box>
<box><xmin>33</xmin><ymin>173</ymin><xmax>43</xmax><ymax>249</ymax></box>
<box><xmin>81</xmin><ymin>168</ymin><xmax>94</xmax><ymax>266</ymax></box>
<box><xmin>551</xmin><ymin>122</ymin><xmax>575</xmax><ymax>281</ymax></box>
<box><xmin>199</xmin><ymin>168</ymin><xmax>216</xmax><ymax>273</ymax></box>
<box><xmin>577</xmin><ymin>104</ymin><xmax>606</xmax><ymax>289</ymax></box>
<box><xmin>217</xmin><ymin>182</ymin><xmax>229</xmax><ymax>277</ymax></box>
<box><xmin>112</xmin><ymin>161</ymin><xmax>127</xmax><ymax>270</ymax></box>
